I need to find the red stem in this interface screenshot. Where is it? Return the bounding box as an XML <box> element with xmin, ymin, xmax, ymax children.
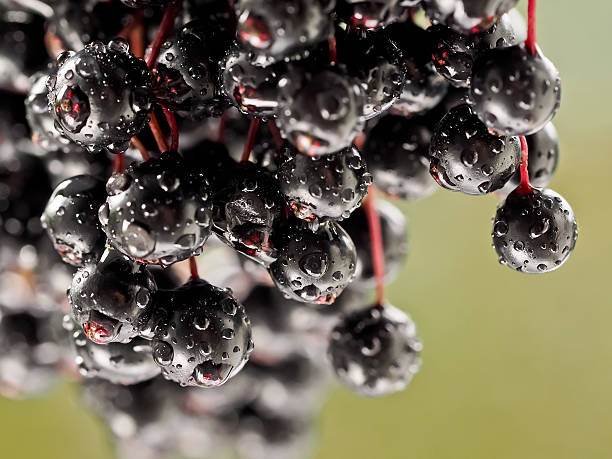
<box><xmin>113</xmin><ymin>153</ymin><xmax>125</xmax><ymax>174</ymax></box>
<box><xmin>146</xmin><ymin>0</ymin><xmax>183</xmax><ymax>70</ymax></box>
<box><xmin>364</xmin><ymin>187</ymin><xmax>385</xmax><ymax>306</ymax></box>
<box><xmin>189</xmin><ymin>256</ymin><xmax>199</xmax><ymax>280</ymax></box>
<box><xmin>516</xmin><ymin>136</ymin><xmax>534</xmax><ymax>195</ymax></box>
<box><xmin>149</xmin><ymin>112</ymin><xmax>169</xmax><ymax>153</ymax></box>
<box><xmin>525</xmin><ymin>0</ymin><xmax>537</xmax><ymax>54</ymax></box>
<box><xmin>162</xmin><ymin>105</ymin><xmax>179</xmax><ymax>151</ymax></box>
<box><xmin>328</xmin><ymin>37</ymin><xmax>337</xmax><ymax>65</ymax></box>
<box><xmin>131</xmin><ymin>136</ymin><xmax>150</xmax><ymax>161</ymax></box>
<box><xmin>241</xmin><ymin>118</ymin><xmax>261</xmax><ymax>163</ymax></box>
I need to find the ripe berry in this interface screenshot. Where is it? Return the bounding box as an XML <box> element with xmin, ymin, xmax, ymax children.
<box><xmin>221</xmin><ymin>47</ymin><xmax>284</xmax><ymax>119</ymax></box>
<box><xmin>429</xmin><ymin>104</ymin><xmax>521</xmax><ymax>195</ymax></box>
<box><xmin>41</xmin><ymin>174</ymin><xmax>107</xmax><ymax>266</ymax></box>
<box><xmin>277</xmin><ymin>65</ymin><xmax>365</xmax><ymax>156</ymax></box>
<box><xmin>335</xmin><ymin>0</ymin><xmax>407</xmax><ymax>30</ymax></box>
<box><xmin>153</xmin><ymin>21</ymin><xmax>230</xmax><ymax>119</ymax></box>
<box><xmin>328</xmin><ymin>303</ymin><xmax>422</xmax><ymax>397</ymax></box>
<box><xmin>146</xmin><ymin>279</ymin><xmax>253</xmax><ymax>387</ymax></box>
<box><xmin>71</xmin><ymin>328</ymin><xmax>161</xmax><ymax>384</ymax></box>
<box><xmin>279</xmin><ymin>144</ymin><xmax>371</xmax><ymax>222</ymax></box>
<box><xmin>470</xmin><ymin>45</ymin><xmax>561</xmax><ymax>136</ymax></box>
<box><xmin>268</xmin><ymin>220</ymin><xmax>357</xmax><ymax>305</ymax></box>
<box><xmin>363</xmin><ymin>114</ymin><xmax>437</xmax><ymax>200</ymax></box>
<box><xmin>336</xmin><ymin>28</ymin><xmax>406</xmax><ymax>120</ymax></box>
<box><xmin>340</xmin><ymin>200</ymin><xmax>407</xmax><ymax>289</ymax></box>
<box><xmin>99</xmin><ymin>153</ymin><xmax>213</xmax><ymax>266</ymax></box>
<box><xmin>492</xmin><ymin>188</ymin><xmax>578</xmax><ymax>273</ymax></box>
<box><xmin>69</xmin><ymin>248</ymin><xmax>157</xmax><ymax>344</ymax></box>
<box><xmin>235</xmin><ymin>0</ymin><xmax>335</xmax><ymax>65</ymax></box>
<box><xmin>213</xmin><ymin>162</ymin><xmax>286</xmax><ymax>265</ymax></box>
<box><xmin>424</xmin><ymin>0</ymin><xmax>518</xmax><ymax>34</ymax></box>
<box><xmin>47</xmin><ymin>39</ymin><xmax>153</xmax><ymax>154</ymax></box>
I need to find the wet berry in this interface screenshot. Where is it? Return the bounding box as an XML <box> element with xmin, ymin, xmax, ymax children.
<box><xmin>424</xmin><ymin>0</ymin><xmax>518</xmax><ymax>34</ymax></box>
<box><xmin>335</xmin><ymin>0</ymin><xmax>407</xmax><ymax>30</ymax></box>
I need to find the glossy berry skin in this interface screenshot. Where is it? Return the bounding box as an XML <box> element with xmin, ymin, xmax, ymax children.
<box><xmin>424</xmin><ymin>0</ymin><xmax>518</xmax><ymax>34</ymax></box>
<box><xmin>278</xmin><ymin>145</ymin><xmax>371</xmax><ymax>222</ymax></box>
<box><xmin>41</xmin><ymin>175</ymin><xmax>106</xmax><ymax>266</ymax></box>
<box><xmin>499</xmin><ymin>122</ymin><xmax>559</xmax><ymax>195</ymax></box>
<box><xmin>153</xmin><ymin>21</ymin><xmax>230</xmax><ymax>119</ymax></box>
<box><xmin>99</xmin><ymin>153</ymin><xmax>213</xmax><ymax>267</ymax></box>
<box><xmin>146</xmin><ymin>279</ymin><xmax>253</xmax><ymax>388</ymax></box>
<box><xmin>120</xmin><ymin>0</ymin><xmax>171</xmax><ymax>7</ymax></box>
<box><xmin>336</xmin><ymin>29</ymin><xmax>406</xmax><ymax>120</ymax></box>
<box><xmin>236</xmin><ymin>0</ymin><xmax>335</xmax><ymax>65</ymax></box>
<box><xmin>213</xmin><ymin>162</ymin><xmax>286</xmax><ymax>266</ymax></box>
<box><xmin>71</xmin><ymin>329</ymin><xmax>161</xmax><ymax>384</ymax></box>
<box><xmin>470</xmin><ymin>45</ymin><xmax>561</xmax><ymax>136</ymax></box>
<box><xmin>47</xmin><ymin>40</ymin><xmax>153</xmax><ymax>154</ymax></box>
<box><xmin>429</xmin><ymin>104</ymin><xmax>521</xmax><ymax>195</ymax></box>
<box><xmin>364</xmin><ymin>114</ymin><xmax>437</xmax><ymax>200</ymax></box>
<box><xmin>335</xmin><ymin>0</ymin><xmax>406</xmax><ymax>30</ymax></box>
<box><xmin>69</xmin><ymin>248</ymin><xmax>157</xmax><ymax>344</ymax></box>
<box><xmin>492</xmin><ymin>188</ymin><xmax>577</xmax><ymax>274</ymax></box>
<box><xmin>328</xmin><ymin>303</ymin><xmax>422</xmax><ymax>397</ymax></box>
<box><xmin>269</xmin><ymin>221</ymin><xmax>357</xmax><ymax>305</ymax></box>
<box><xmin>26</xmin><ymin>71</ymin><xmax>81</xmax><ymax>154</ymax></box>
<box><xmin>221</xmin><ymin>47</ymin><xmax>284</xmax><ymax>119</ymax></box>
<box><xmin>340</xmin><ymin>200</ymin><xmax>407</xmax><ymax>289</ymax></box>
<box><xmin>277</xmin><ymin>66</ymin><xmax>365</xmax><ymax>156</ymax></box>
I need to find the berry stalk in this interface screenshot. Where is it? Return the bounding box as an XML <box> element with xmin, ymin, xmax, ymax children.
<box><xmin>516</xmin><ymin>136</ymin><xmax>534</xmax><ymax>195</ymax></box>
<box><xmin>113</xmin><ymin>153</ymin><xmax>125</xmax><ymax>174</ymax></box>
<box><xmin>149</xmin><ymin>112</ymin><xmax>169</xmax><ymax>153</ymax></box>
<box><xmin>189</xmin><ymin>256</ymin><xmax>199</xmax><ymax>280</ymax></box>
<box><xmin>146</xmin><ymin>0</ymin><xmax>183</xmax><ymax>69</ymax></box>
<box><xmin>364</xmin><ymin>186</ymin><xmax>386</xmax><ymax>306</ymax></box>
<box><xmin>267</xmin><ymin>120</ymin><xmax>283</xmax><ymax>151</ymax></box>
<box><xmin>525</xmin><ymin>0</ymin><xmax>537</xmax><ymax>54</ymax></box>
<box><xmin>241</xmin><ymin>118</ymin><xmax>261</xmax><ymax>163</ymax></box>
<box><xmin>131</xmin><ymin>136</ymin><xmax>150</xmax><ymax>161</ymax></box>
<box><xmin>328</xmin><ymin>37</ymin><xmax>337</xmax><ymax>65</ymax></box>
<box><xmin>162</xmin><ymin>106</ymin><xmax>179</xmax><ymax>151</ymax></box>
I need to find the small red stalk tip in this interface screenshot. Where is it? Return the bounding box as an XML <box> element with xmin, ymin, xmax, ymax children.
<box><xmin>113</xmin><ymin>153</ymin><xmax>125</xmax><ymax>174</ymax></box>
<box><xmin>162</xmin><ymin>105</ymin><xmax>179</xmax><ymax>151</ymax></box>
<box><xmin>189</xmin><ymin>256</ymin><xmax>199</xmax><ymax>280</ymax></box>
<box><xmin>364</xmin><ymin>186</ymin><xmax>386</xmax><ymax>307</ymax></box>
<box><xmin>241</xmin><ymin>118</ymin><xmax>261</xmax><ymax>163</ymax></box>
<box><xmin>131</xmin><ymin>136</ymin><xmax>150</xmax><ymax>162</ymax></box>
<box><xmin>525</xmin><ymin>0</ymin><xmax>537</xmax><ymax>54</ymax></box>
<box><xmin>328</xmin><ymin>37</ymin><xmax>337</xmax><ymax>65</ymax></box>
<box><xmin>516</xmin><ymin>136</ymin><xmax>534</xmax><ymax>195</ymax></box>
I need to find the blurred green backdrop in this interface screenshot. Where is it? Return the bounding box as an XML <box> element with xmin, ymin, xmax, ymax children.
<box><xmin>1</xmin><ymin>1</ymin><xmax>611</xmax><ymax>458</ymax></box>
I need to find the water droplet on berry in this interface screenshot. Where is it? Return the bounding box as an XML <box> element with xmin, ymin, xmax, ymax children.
<box><xmin>299</xmin><ymin>252</ymin><xmax>329</xmax><ymax>277</ymax></box>
<box><xmin>108</xmin><ymin>38</ymin><xmax>130</xmax><ymax>54</ymax></box>
<box><xmin>529</xmin><ymin>218</ymin><xmax>550</xmax><ymax>239</ymax></box>
<box><xmin>106</xmin><ymin>173</ymin><xmax>131</xmax><ymax>195</ymax></box>
<box><xmin>122</xmin><ymin>222</ymin><xmax>155</xmax><ymax>258</ymax></box>
<box><xmin>153</xmin><ymin>341</ymin><xmax>173</xmax><ymax>366</ymax></box>
<box><xmin>55</xmin><ymin>85</ymin><xmax>90</xmax><ymax>133</ymax></box>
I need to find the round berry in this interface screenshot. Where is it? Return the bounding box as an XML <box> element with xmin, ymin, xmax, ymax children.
<box><xmin>277</xmin><ymin>66</ymin><xmax>365</xmax><ymax>156</ymax></box>
<box><xmin>340</xmin><ymin>200</ymin><xmax>407</xmax><ymax>289</ymax></box>
<box><xmin>153</xmin><ymin>21</ymin><xmax>230</xmax><ymax>119</ymax></box>
<box><xmin>221</xmin><ymin>47</ymin><xmax>284</xmax><ymax>119</ymax></box>
<box><xmin>429</xmin><ymin>24</ymin><xmax>476</xmax><ymax>88</ymax></box>
<box><xmin>470</xmin><ymin>45</ymin><xmax>561</xmax><ymax>136</ymax></box>
<box><xmin>236</xmin><ymin>0</ymin><xmax>335</xmax><ymax>65</ymax></box>
<box><xmin>328</xmin><ymin>304</ymin><xmax>421</xmax><ymax>397</ymax></box>
<box><xmin>72</xmin><ymin>329</ymin><xmax>161</xmax><ymax>384</ymax></box>
<box><xmin>99</xmin><ymin>153</ymin><xmax>213</xmax><ymax>266</ymax></box>
<box><xmin>492</xmin><ymin>188</ymin><xmax>578</xmax><ymax>274</ymax></box>
<box><xmin>335</xmin><ymin>0</ymin><xmax>407</xmax><ymax>30</ymax></box>
<box><xmin>47</xmin><ymin>39</ymin><xmax>153</xmax><ymax>154</ymax></box>
<box><xmin>69</xmin><ymin>248</ymin><xmax>157</xmax><ymax>344</ymax></box>
<box><xmin>269</xmin><ymin>220</ymin><xmax>357</xmax><ymax>305</ymax></box>
<box><xmin>278</xmin><ymin>144</ymin><xmax>371</xmax><ymax>222</ymax></box>
<box><xmin>146</xmin><ymin>279</ymin><xmax>253</xmax><ymax>388</ymax></box>
<box><xmin>424</xmin><ymin>0</ymin><xmax>518</xmax><ymax>34</ymax></box>
<box><xmin>393</xmin><ymin>63</ymin><xmax>448</xmax><ymax>116</ymax></box>
<box><xmin>429</xmin><ymin>104</ymin><xmax>521</xmax><ymax>195</ymax></box>
<box><xmin>41</xmin><ymin>174</ymin><xmax>107</xmax><ymax>266</ymax></box>
<box><xmin>363</xmin><ymin>114</ymin><xmax>437</xmax><ymax>200</ymax></box>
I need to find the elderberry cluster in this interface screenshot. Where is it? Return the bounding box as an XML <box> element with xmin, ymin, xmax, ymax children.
<box><xmin>0</xmin><ymin>0</ymin><xmax>577</xmax><ymax>457</ymax></box>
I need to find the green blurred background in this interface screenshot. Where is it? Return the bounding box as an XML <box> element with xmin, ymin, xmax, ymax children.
<box><xmin>2</xmin><ymin>0</ymin><xmax>611</xmax><ymax>458</ymax></box>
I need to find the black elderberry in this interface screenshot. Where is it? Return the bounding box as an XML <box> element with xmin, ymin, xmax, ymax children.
<box><xmin>268</xmin><ymin>220</ymin><xmax>357</xmax><ymax>305</ymax></box>
<box><xmin>335</xmin><ymin>0</ymin><xmax>407</xmax><ymax>30</ymax></box>
<box><xmin>278</xmin><ymin>144</ymin><xmax>371</xmax><ymax>222</ymax></box>
<box><xmin>146</xmin><ymin>278</ymin><xmax>253</xmax><ymax>388</ymax></box>
<box><xmin>212</xmin><ymin>161</ymin><xmax>286</xmax><ymax>265</ymax></box>
<box><xmin>235</xmin><ymin>0</ymin><xmax>335</xmax><ymax>65</ymax></box>
<box><xmin>429</xmin><ymin>104</ymin><xmax>521</xmax><ymax>195</ymax></box>
<box><xmin>340</xmin><ymin>200</ymin><xmax>407</xmax><ymax>289</ymax></box>
<box><xmin>153</xmin><ymin>21</ymin><xmax>230</xmax><ymax>119</ymax></box>
<box><xmin>363</xmin><ymin>114</ymin><xmax>437</xmax><ymax>200</ymax></box>
<box><xmin>328</xmin><ymin>303</ymin><xmax>421</xmax><ymax>397</ymax></box>
<box><xmin>276</xmin><ymin>65</ymin><xmax>365</xmax><ymax>156</ymax></box>
<box><xmin>424</xmin><ymin>0</ymin><xmax>518</xmax><ymax>34</ymax></box>
<box><xmin>47</xmin><ymin>39</ymin><xmax>153</xmax><ymax>154</ymax></box>
<box><xmin>71</xmin><ymin>328</ymin><xmax>161</xmax><ymax>384</ymax></box>
<box><xmin>41</xmin><ymin>174</ymin><xmax>106</xmax><ymax>266</ymax></box>
<box><xmin>99</xmin><ymin>153</ymin><xmax>213</xmax><ymax>266</ymax></box>
<box><xmin>492</xmin><ymin>188</ymin><xmax>577</xmax><ymax>274</ymax></box>
<box><xmin>470</xmin><ymin>45</ymin><xmax>561</xmax><ymax>136</ymax></box>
